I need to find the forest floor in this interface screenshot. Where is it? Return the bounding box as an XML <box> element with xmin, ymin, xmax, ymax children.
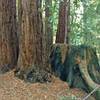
<box><xmin>0</xmin><ymin>70</ymin><xmax>95</xmax><ymax>100</ymax></box>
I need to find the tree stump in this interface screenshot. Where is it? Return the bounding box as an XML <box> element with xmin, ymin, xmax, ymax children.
<box><xmin>50</xmin><ymin>43</ymin><xmax>100</xmax><ymax>99</ymax></box>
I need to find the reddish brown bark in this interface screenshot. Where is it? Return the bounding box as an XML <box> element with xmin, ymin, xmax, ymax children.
<box><xmin>0</xmin><ymin>0</ymin><xmax>18</xmax><ymax>73</ymax></box>
<box><xmin>16</xmin><ymin>0</ymin><xmax>51</xmax><ymax>81</ymax></box>
<box><xmin>56</xmin><ymin>0</ymin><xmax>70</xmax><ymax>43</ymax></box>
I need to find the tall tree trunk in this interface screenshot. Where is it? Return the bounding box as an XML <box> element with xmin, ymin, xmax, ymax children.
<box><xmin>16</xmin><ymin>0</ymin><xmax>51</xmax><ymax>83</ymax></box>
<box><xmin>45</xmin><ymin>0</ymin><xmax>53</xmax><ymax>48</ymax></box>
<box><xmin>45</xmin><ymin>0</ymin><xmax>53</xmax><ymax>70</ymax></box>
<box><xmin>0</xmin><ymin>0</ymin><xmax>18</xmax><ymax>73</ymax></box>
<box><xmin>56</xmin><ymin>0</ymin><xmax>70</xmax><ymax>43</ymax></box>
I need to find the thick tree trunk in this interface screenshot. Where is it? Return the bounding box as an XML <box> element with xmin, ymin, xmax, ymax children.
<box><xmin>15</xmin><ymin>0</ymin><xmax>51</xmax><ymax>83</ymax></box>
<box><xmin>56</xmin><ymin>0</ymin><xmax>70</xmax><ymax>43</ymax></box>
<box><xmin>0</xmin><ymin>0</ymin><xmax>18</xmax><ymax>73</ymax></box>
<box><xmin>45</xmin><ymin>0</ymin><xmax>53</xmax><ymax>71</ymax></box>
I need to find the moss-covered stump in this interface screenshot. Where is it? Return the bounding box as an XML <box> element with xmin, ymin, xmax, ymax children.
<box><xmin>50</xmin><ymin>43</ymin><xmax>100</xmax><ymax>99</ymax></box>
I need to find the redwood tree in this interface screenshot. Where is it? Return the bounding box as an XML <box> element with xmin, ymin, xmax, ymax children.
<box><xmin>0</xmin><ymin>0</ymin><xmax>18</xmax><ymax>73</ymax></box>
<box><xmin>45</xmin><ymin>0</ymin><xmax>53</xmax><ymax>48</ymax></box>
<box><xmin>56</xmin><ymin>0</ymin><xmax>70</xmax><ymax>43</ymax></box>
<box><xmin>16</xmin><ymin>0</ymin><xmax>51</xmax><ymax>82</ymax></box>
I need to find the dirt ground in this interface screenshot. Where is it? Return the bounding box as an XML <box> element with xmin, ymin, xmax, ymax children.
<box><xmin>0</xmin><ymin>71</ymin><xmax>95</xmax><ymax>100</ymax></box>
